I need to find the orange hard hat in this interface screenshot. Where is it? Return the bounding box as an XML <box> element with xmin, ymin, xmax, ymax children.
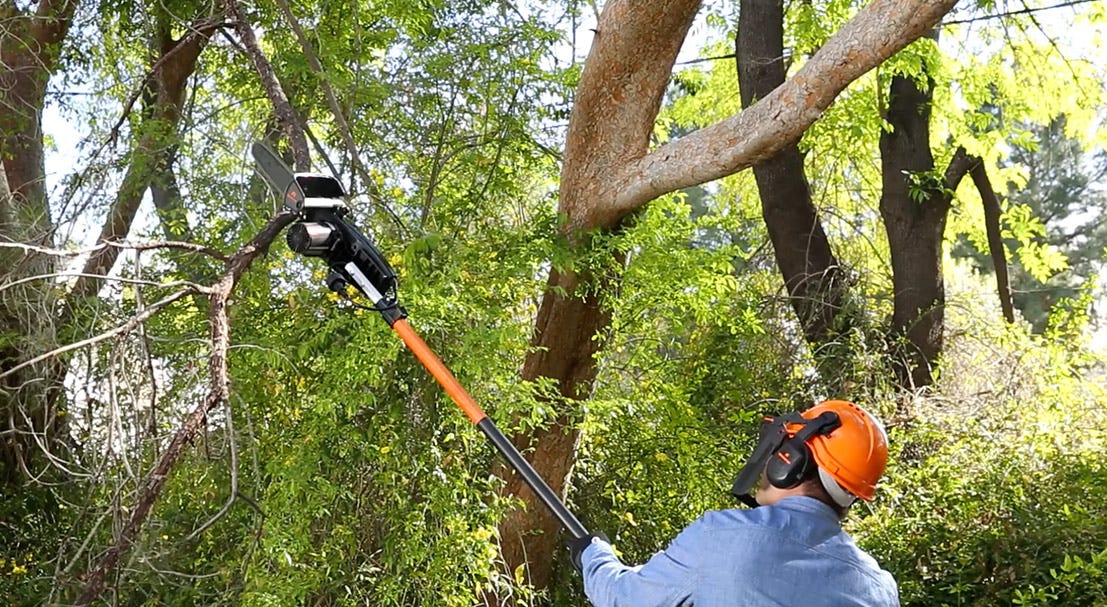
<box><xmin>797</xmin><ymin>400</ymin><xmax>888</xmax><ymax>501</ymax></box>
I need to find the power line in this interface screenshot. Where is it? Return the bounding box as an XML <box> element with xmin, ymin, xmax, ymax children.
<box><xmin>676</xmin><ymin>0</ymin><xmax>1103</xmax><ymax>67</ymax></box>
<box><xmin>942</xmin><ymin>0</ymin><xmax>1102</xmax><ymax>25</ymax></box>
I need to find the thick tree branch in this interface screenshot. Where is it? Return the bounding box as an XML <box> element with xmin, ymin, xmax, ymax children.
<box><xmin>969</xmin><ymin>159</ymin><xmax>1016</xmax><ymax>323</ymax></box>
<box><xmin>74</xmin><ymin>211</ymin><xmax>296</xmax><ymax>607</ymax></box>
<box><xmin>31</xmin><ymin>0</ymin><xmax>79</xmax><ymax>49</ymax></box>
<box><xmin>222</xmin><ymin>0</ymin><xmax>311</xmax><ymax>171</ymax></box>
<box><xmin>494</xmin><ymin>1</ymin><xmax>703</xmax><ymax>592</ymax></box>
<box><xmin>606</xmin><ymin>0</ymin><xmax>961</xmax><ymax>230</ymax></box>
<box><xmin>105</xmin><ymin>20</ymin><xmax>226</xmax><ymax>146</ymax></box>
<box><xmin>558</xmin><ymin>0</ymin><xmax>702</xmax><ymax>231</ymax></box>
<box><xmin>1</xmin><ymin>0</ymin><xmax>81</xmax><ymax>489</ymax></box>
<box><xmin>1</xmin><ymin>0</ymin><xmax>79</xmax><ymax>234</ymax></box>
<box><xmin>943</xmin><ymin>145</ymin><xmax>977</xmax><ymax>195</ymax></box>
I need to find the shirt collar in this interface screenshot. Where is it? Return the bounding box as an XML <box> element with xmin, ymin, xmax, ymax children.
<box><xmin>772</xmin><ymin>495</ymin><xmax>842</xmax><ymax>524</ymax></box>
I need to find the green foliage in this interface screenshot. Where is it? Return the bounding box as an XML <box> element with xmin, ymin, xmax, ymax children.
<box><xmin>548</xmin><ymin>192</ymin><xmax>804</xmax><ymax>605</ymax></box>
<box><xmin>853</xmin><ymin>274</ymin><xmax>1107</xmax><ymax>607</ymax></box>
<box><xmin>1012</xmin><ymin>548</ymin><xmax>1107</xmax><ymax>606</ymax></box>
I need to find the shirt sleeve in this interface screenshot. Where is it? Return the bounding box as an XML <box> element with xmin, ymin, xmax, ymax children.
<box><xmin>580</xmin><ymin>519</ymin><xmax>705</xmax><ymax>607</ymax></box>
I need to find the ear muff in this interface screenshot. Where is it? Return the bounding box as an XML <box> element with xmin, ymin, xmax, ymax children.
<box><xmin>731</xmin><ymin>410</ymin><xmax>842</xmax><ymax>506</ymax></box>
<box><xmin>766</xmin><ymin>411</ymin><xmax>841</xmax><ymax>490</ymax></box>
<box><xmin>765</xmin><ymin>439</ymin><xmax>816</xmax><ymax>489</ymax></box>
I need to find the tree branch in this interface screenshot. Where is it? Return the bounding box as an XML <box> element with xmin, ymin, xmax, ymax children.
<box><xmin>105</xmin><ymin>19</ymin><xmax>227</xmax><ymax>146</ymax></box>
<box><xmin>31</xmin><ymin>0</ymin><xmax>79</xmax><ymax>62</ymax></box>
<box><xmin>606</xmin><ymin>0</ymin><xmax>960</xmax><ymax>230</ymax></box>
<box><xmin>558</xmin><ymin>0</ymin><xmax>702</xmax><ymax>232</ymax></box>
<box><xmin>0</xmin><ymin>288</ymin><xmax>195</xmax><ymax>383</ymax></box>
<box><xmin>0</xmin><ymin>240</ymin><xmax>230</xmax><ymax>262</ymax></box>
<box><xmin>1</xmin><ymin>272</ymin><xmax>206</xmax><ymax>294</ymax></box>
<box><xmin>943</xmin><ymin>145</ymin><xmax>977</xmax><ymax>193</ymax></box>
<box><xmin>222</xmin><ymin>0</ymin><xmax>311</xmax><ymax>171</ymax></box>
<box><xmin>70</xmin><ymin>15</ymin><xmax>215</xmax><ymax>300</ymax></box>
<box><xmin>272</xmin><ymin>0</ymin><xmax>404</xmax><ymax>230</ymax></box>
<box><xmin>970</xmin><ymin>159</ymin><xmax>1016</xmax><ymax>323</ymax></box>
<box><xmin>74</xmin><ymin>211</ymin><xmax>296</xmax><ymax>606</ymax></box>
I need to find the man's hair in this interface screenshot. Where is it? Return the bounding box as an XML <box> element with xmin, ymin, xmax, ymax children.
<box><xmin>798</xmin><ymin>475</ymin><xmax>849</xmax><ymax>520</ymax></box>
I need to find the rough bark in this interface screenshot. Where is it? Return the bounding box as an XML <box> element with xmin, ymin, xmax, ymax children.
<box><xmin>736</xmin><ymin>0</ymin><xmax>852</xmax><ymax>379</ymax></box>
<box><xmin>497</xmin><ymin>267</ymin><xmax>614</xmax><ymax>587</ymax></box>
<box><xmin>0</xmin><ymin>0</ymin><xmax>79</xmax><ymax>486</ymax></box>
<box><xmin>879</xmin><ymin>73</ymin><xmax>942</xmax><ymax>388</ymax></box>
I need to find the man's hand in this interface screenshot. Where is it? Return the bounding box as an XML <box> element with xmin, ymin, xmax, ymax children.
<box><xmin>567</xmin><ymin>531</ymin><xmax>609</xmax><ymax>573</ymax></box>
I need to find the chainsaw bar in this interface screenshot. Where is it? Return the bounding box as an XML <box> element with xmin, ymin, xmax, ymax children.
<box><xmin>251</xmin><ymin>141</ymin><xmax>306</xmax><ymax>213</ymax></box>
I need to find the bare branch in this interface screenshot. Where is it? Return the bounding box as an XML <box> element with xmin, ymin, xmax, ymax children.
<box><xmin>113</xmin><ymin>239</ymin><xmax>231</xmax><ymax>261</ymax></box>
<box><xmin>221</xmin><ymin>0</ymin><xmax>311</xmax><ymax>171</ymax></box>
<box><xmin>0</xmin><ymin>239</ymin><xmax>231</xmax><ymax>263</ymax></box>
<box><xmin>943</xmin><ymin>146</ymin><xmax>977</xmax><ymax>194</ymax></box>
<box><xmin>1</xmin><ymin>271</ymin><xmax>207</xmax><ymax>294</ymax></box>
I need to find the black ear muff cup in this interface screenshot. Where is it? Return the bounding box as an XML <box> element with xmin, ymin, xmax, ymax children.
<box><xmin>765</xmin><ymin>440</ymin><xmax>816</xmax><ymax>489</ymax></box>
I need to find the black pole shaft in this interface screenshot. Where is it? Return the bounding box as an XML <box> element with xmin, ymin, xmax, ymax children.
<box><xmin>476</xmin><ymin>418</ymin><xmax>589</xmax><ymax>539</ymax></box>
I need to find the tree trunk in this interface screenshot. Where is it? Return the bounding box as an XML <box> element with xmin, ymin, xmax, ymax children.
<box><xmin>737</xmin><ymin>0</ymin><xmax>853</xmax><ymax>383</ymax></box>
<box><xmin>494</xmin><ymin>0</ymin><xmax>959</xmax><ymax>592</ymax></box>
<box><xmin>877</xmin><ymin>69</ymin><xmax>979</xmax><ymax>388</ymax></box>
<box><xmin>495</xmin><ymin>2</ymin><xmax>702</xmax><ymax>589</ymax></box>
<box><xmin>0</xmin><ymin>0</ymin><xmax>79</xmax><ymax>486</ymax></box>
<box><xmin>497</xmin><ymin>267</ymin><xmax>612</xmax><ymax>586</ymax></box>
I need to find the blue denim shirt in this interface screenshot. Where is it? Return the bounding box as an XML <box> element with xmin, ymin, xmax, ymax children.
<box><xmin>580</xmin><ymin>496</ymin><xmax>899</xmax><ymax>607</ymax></box>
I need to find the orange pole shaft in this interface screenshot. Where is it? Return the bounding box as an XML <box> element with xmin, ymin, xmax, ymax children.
<box><xmin>391</xmin><ymin>318</ymin><xmax>487</xmax><ymax>425</ymax></box>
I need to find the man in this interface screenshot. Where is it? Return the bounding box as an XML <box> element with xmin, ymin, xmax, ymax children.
<box><xmin>569</xmin><ymin>399</ymin><xmax>899</xmax><ymax>606</ymax></box>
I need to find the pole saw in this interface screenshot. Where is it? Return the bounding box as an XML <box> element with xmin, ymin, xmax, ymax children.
<box><xmin>252</xmin><ymin>142</ymin><xmax>590</xmax><ymax>541</ymax></box>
